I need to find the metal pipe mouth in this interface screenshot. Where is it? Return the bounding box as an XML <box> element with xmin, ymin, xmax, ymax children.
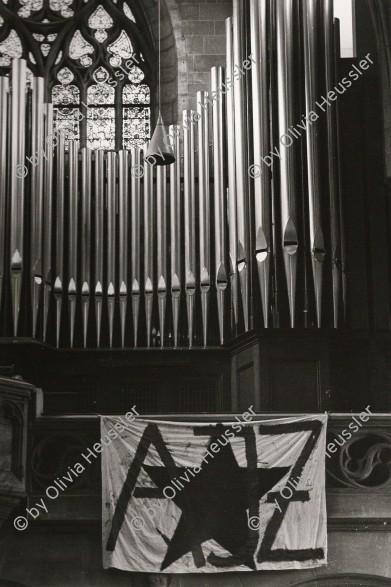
<box><xmin>237</xmin><ymin>260</ymin><xmax>246</xmax><ymax>273</ymax></box>
<box><xmin>256</xmin><ymin>250</ymin><xmax>268</xmax><ymax>263</ymax></box>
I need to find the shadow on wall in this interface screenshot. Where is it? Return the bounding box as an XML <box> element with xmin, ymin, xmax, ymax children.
<box><xmin>136</xmin><ymin>0</ymin><xmax>181</xmax><ymax>126</ymax></box>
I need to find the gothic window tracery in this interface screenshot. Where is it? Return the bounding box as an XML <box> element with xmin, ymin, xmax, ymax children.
<box><xmin>0</xmin><ymin>0</ymin><xmax>152</xmax><ymax>149</ymax></box>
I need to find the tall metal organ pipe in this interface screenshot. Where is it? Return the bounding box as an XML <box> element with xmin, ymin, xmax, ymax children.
<box><xmin>30</xmin><ymin>77</ymin><xmax>44</xmax><ymax>338</ymax></box>
<box><xmin>276</xmin><ymin>0</ymin><xmax>299</xmax><ymax>327</ymax></box>
<box><xmin>54</xmin><ymin>129</ymin><xmax>65</xmax><ymax>347</ymax></box>
<box><xmin>324</xmin><ymin>0</ymin><xmax>341</xmax><ymax>328</ymax></box>
<box><xmin>183</xmin><ymin>110</ymin><xmax>196</xmax><ymax>348</ymax></box>
<box><xmin>0</xmin><ymin>76</ymin><xmax>8</xmax><ymax>313</ymax></box>
<box><xmin>107</xmin><ymin>151</ymin><xmax>117</xmax><ymax>348</ymax></box>
<box><xmin>169</xmin><ymin>126</ymin><xmax>181</xmax><ymax>348</ymax></box>
<box><xmin>10</xmin><ymin>59</ymin><xmax>26</xmax><ymax>336</ymax></box>
<box><xmin>68</xmin><ymin>139</ymin><xmax>79</xmax><ymax>347</ymax></box>
<box><xmin>225</xmin><ymin>17</ymin><xmax>239</xmax><ymax>329</ymax></box>
<box><xmin>43</xmin><ymin>103</ymin><xmax>54</xmax><ymax>341</ymax></box>
<box><xmin>197</xmin><ymin>91</ymin><xmax>211</xmax><ymax>348</ymax></box>
<box><xmin>232</xmin><ymin>0</ymin><xmax>250</xmax><ymax>331</ymax></box>
<box><xmin>303</xmin><ymin>0</ymin><xmax>326</xmax><ymax>327</ymax></box>
<box><xmin>131</xmin><ymin>147</ymin><xmax>141</xmax><ymax>347</ymax></box>
<box><xmin>94</xmin><ymin>149</ymin><xmax>104</xmax><ymax>346</ymax></box>
<box><xmin>249</xmin><ymin>0</ymin><xmax>272</xmax><ymax>328</ymax></box>
<box><xmin>119</xmin><ymin>150</ymin><xmax>129</xmax><ymax>347</ymax></box>
<box><xmin>157</xmin><ymin>165</ymin><xmax>167</xmax><ymax>347</ymax></box>
<box><xmin>211</xmin><ymin>69</ymin><xmax>228</xmax><ymax>345</ymax></box>
<box><xmin>144</xmin><ymin>153</ymin><xmax>154</xmax><ymax>348</ymax></box>
<box><xmin>81</xmin><ymin>147</ymin><xmax>92</xmax><ymax>347</ymax></box>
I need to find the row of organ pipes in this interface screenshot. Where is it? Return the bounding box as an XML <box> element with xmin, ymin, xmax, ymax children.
<box><xmin>0</xmin><ymin>0</ymin><xmax>346</xmax><ymax>349</ymax></box>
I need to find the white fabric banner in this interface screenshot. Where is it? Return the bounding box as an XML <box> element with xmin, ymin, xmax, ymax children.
<box><xmin>101</xmin><ymin>414</ymin><xmax>328</xmax><ymax>573</ymax></box>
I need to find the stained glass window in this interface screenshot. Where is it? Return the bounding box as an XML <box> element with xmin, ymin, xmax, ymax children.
<box><xmin>0</xmin><ymin>0</ymin><xmax>153</xmax><ymax>149</ymax></box>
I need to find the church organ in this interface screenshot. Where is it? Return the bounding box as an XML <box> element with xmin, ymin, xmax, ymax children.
<box><xmin>0</xmin><ymin>0</ymin><xmax>346</xmax><ymax>349</ymax></box>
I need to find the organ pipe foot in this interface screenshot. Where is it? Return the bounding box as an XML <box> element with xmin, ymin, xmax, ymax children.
<box><xmin>186</xmin><ymin>293</ymin><xmax>195</xmax><ymax>349</ymax></box>
<box><xmin>145</xmin><ymin>294</ymin><xmax>153</xmax><ymax>348</ymax></box>
<box><xmin>43</xmin><ymin>283</ymin><xmax>51</xmax><ymax>342</ymax></box>
<box><xmin>171</xmin><ymin>293</ymin><xmax>180</xmax><ymax>349</ymax></box>
<box><xmin>132</xmin><ymin>294</ymin><xmax>140</xmax><ymax>348</ymax></box>
<box><xmin>158</xmin><ymin>294</ymin><xmax>166</xmax><ymax>349</ymax></box>
<box><xmin>256</xmin><ymin>257</ymin><xmax>270</xmax><ymax>328</ymax></box>
<box><xmin>238</xmin><ymin>260</ymin><xmax>249</xmax><ymax>332</ymax></box>
<box><xmin>216</xmin><ymin>263</ymin><xmax>227</xmax><ymax>345</ymax></box>
<box><xmin>82</xmin><ymin>298</ymin><xmax>89</xmax><ymax>348</ymax></box>
<box><xmin>108</xmin><ymin>285</ymin><xmax>115</xmax><ymax>348</ymax></box>
<box><xmin>201</xmin><ymin>291</ymin><xmax>209</xmax><ymax>348</ymax></box>
<box><xmin>31</xmin><ymin>277</ymin><xmax>42</xmax><ymax>338</ymax></box>
<box><xmin>11</xmin><ymin>249</ymin><xmax>22</xmax><ymax>336</ymax></box>
<box><xmin>95</xmin><ymin>297</ymin><xmax>102</xmax><ymax>348</ymax></box>
<box><xmin>332</xmin><ymin>261</ymin><xmax>340</xmax><ymax>328</ymax></box>
<box><xmin>55</xmin><ymin>298</ymin><xmax>62</xmax><ymax>348</ymax></box>
<box><xmin>68</xmin><ymin>279</ymin><xmax>76</xmax><ymax>348</ymax></box>
<box><xmin>119</xmin><ymin>292</ymin><xmax>127</xmax><ymax>348</ymax></box>
<box><xmin>230</xmin><ymin>271</ymin><xmax>239</xmax><ymax>328</ymax></box>
<box><xmin>283</xmin><ymin>253</ymin><xmax>297</xmax><ymax>328</ymax></box>
<box><xmin>312</xmin><ymin>256</ymin><xmax>324</xmax><ymax>328</ymax></box>
<box><xmin>54</xmin><ymin>277</ymin><xmax>62</xmax><ymax>347</ymax></box>
<box><xmin>216</xmin><ymin>289</ymin><xmax>225</xmax><ymax>346</ymax></box>
<box><xmin>11</xmin><ymin>275</ymin><xmax>22</xmax><ymax>337</ymax></box>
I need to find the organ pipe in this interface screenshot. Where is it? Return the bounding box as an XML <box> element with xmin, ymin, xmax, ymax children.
<box><xmin>0</xmin><ymin>77</ymin><xmax>7</xmax><ymax>315</ymax></box>
<box><xmin>324</xmin><ymin>0</ymin><xmax>340</xmax><ymax>328</ymax></box>
<box><xmin>131</xmin><ymin>147</ymin><xmax>141</xmax><ymax>347</ymax></box>
<box><xmin>211</xmin><ymin>70</ymin><xmax>228</xmax><ymax>345</ymax></box>
<box><xmin>54</xmin><ymin>129</ymin><xmax>65</xmax><ymax>347</ymax></box>
<box><xmin>10</xmin><ymin>59</ymin><xmax>26</xmax><ymax>336</ymax></box>
<box><xmin>81</xmin><ymin>147</ymin><xmax>92</xmax><ymax>347</ymax></box>
<box><xmin>43</xmin><ymin>103</ymin><xmax>54</xmax><ymax>341</ymax></box>
<box><xmin>303</xmin><ymin>0</ymin><xmax>325</xmax><ymax>327</ymax></box>
<box><xmin>94</xmin><ymin>149</ymin><xmax>104</xmax><ymax>346</ymax></box>
<box><xmin>118</xmin><ymin>150</ymin><xmax>129</xmax><ymax>347</ymax></box>
<box><xmin>249</xmin><ymin>0</ymin><xmax>271</xmax><ymax>328</ymax></box>
<box><xmin>169</xmin><ymin>126</ymin><xmax>181</xmax><ymax>349</ymax></box>
<box><xmin>334</xmin><ymin>18</ymin><xmax>347</xmax><ymax>321</ymax></box>
<box><xmin>276</xmin><ymin>0</ymin><xmax>298</xmax><ymax>327</ymax></box>
<box><xmin>157</xmin><ymin>165</ymin><xmax>167</xmax><ymax>347</ymax></box>
<box><xmin>143</xmin><ymin>152</ymin><xmax>154</xmax><ymax>348</ymax></box>
<box><xmin>269</xmin><ymin>0</ymin><xmax>280</xmax><ymax>328</ymax></box>
<box><xmin>225</xmin><ymin>18</ymin><xmax>239</xmax><ymax>329</ymax></box>
<box><xmin>232</xmin><ymin>0</ymin><xmax>250</xmax><ymax>331</ymax></box>
<box><xmin>197</xmin><ymin>91</ymin><xmax>211</xmax><ymax>348</ymax></box>
<box><xmin>68</xmin><ymin>139</ymin><xmax>79</xmax><ymax>347</ymax></box>
<box><xmin>30</xmin><ymin>77</ymin><xmax>44</xmax><ymax>337</ymax></box>
<box><xmin>107</xmin><ymin>151</ymin><xmax>116</xmax><ymax>348</ymax></box>
<box><xmin>183</xmin><ymin>110</ymin><xmax>196</xmax><ymax>348</ymax></box>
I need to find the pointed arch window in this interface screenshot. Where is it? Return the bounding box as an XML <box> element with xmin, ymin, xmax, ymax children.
<box><xmin>0</xmin><ymin>0</ymin><xmax>153</xmax><ymax>149</ymax></box>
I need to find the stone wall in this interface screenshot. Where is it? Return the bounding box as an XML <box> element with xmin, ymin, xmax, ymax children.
<box><xmin>140</xmin><ymin>0</ymin><xmax>232</xmax><ymax>125</ymax></box>
<box><xmin>178</xmin><ymin>0</ymin><xmax>231</xmax><ymax>113</ymax></box>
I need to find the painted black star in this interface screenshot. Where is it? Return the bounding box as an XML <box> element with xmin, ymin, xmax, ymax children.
<box><xmin>141</xmin><ymin>439</ymin><xmax>289</xmax><ymax>571</ymax></box>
